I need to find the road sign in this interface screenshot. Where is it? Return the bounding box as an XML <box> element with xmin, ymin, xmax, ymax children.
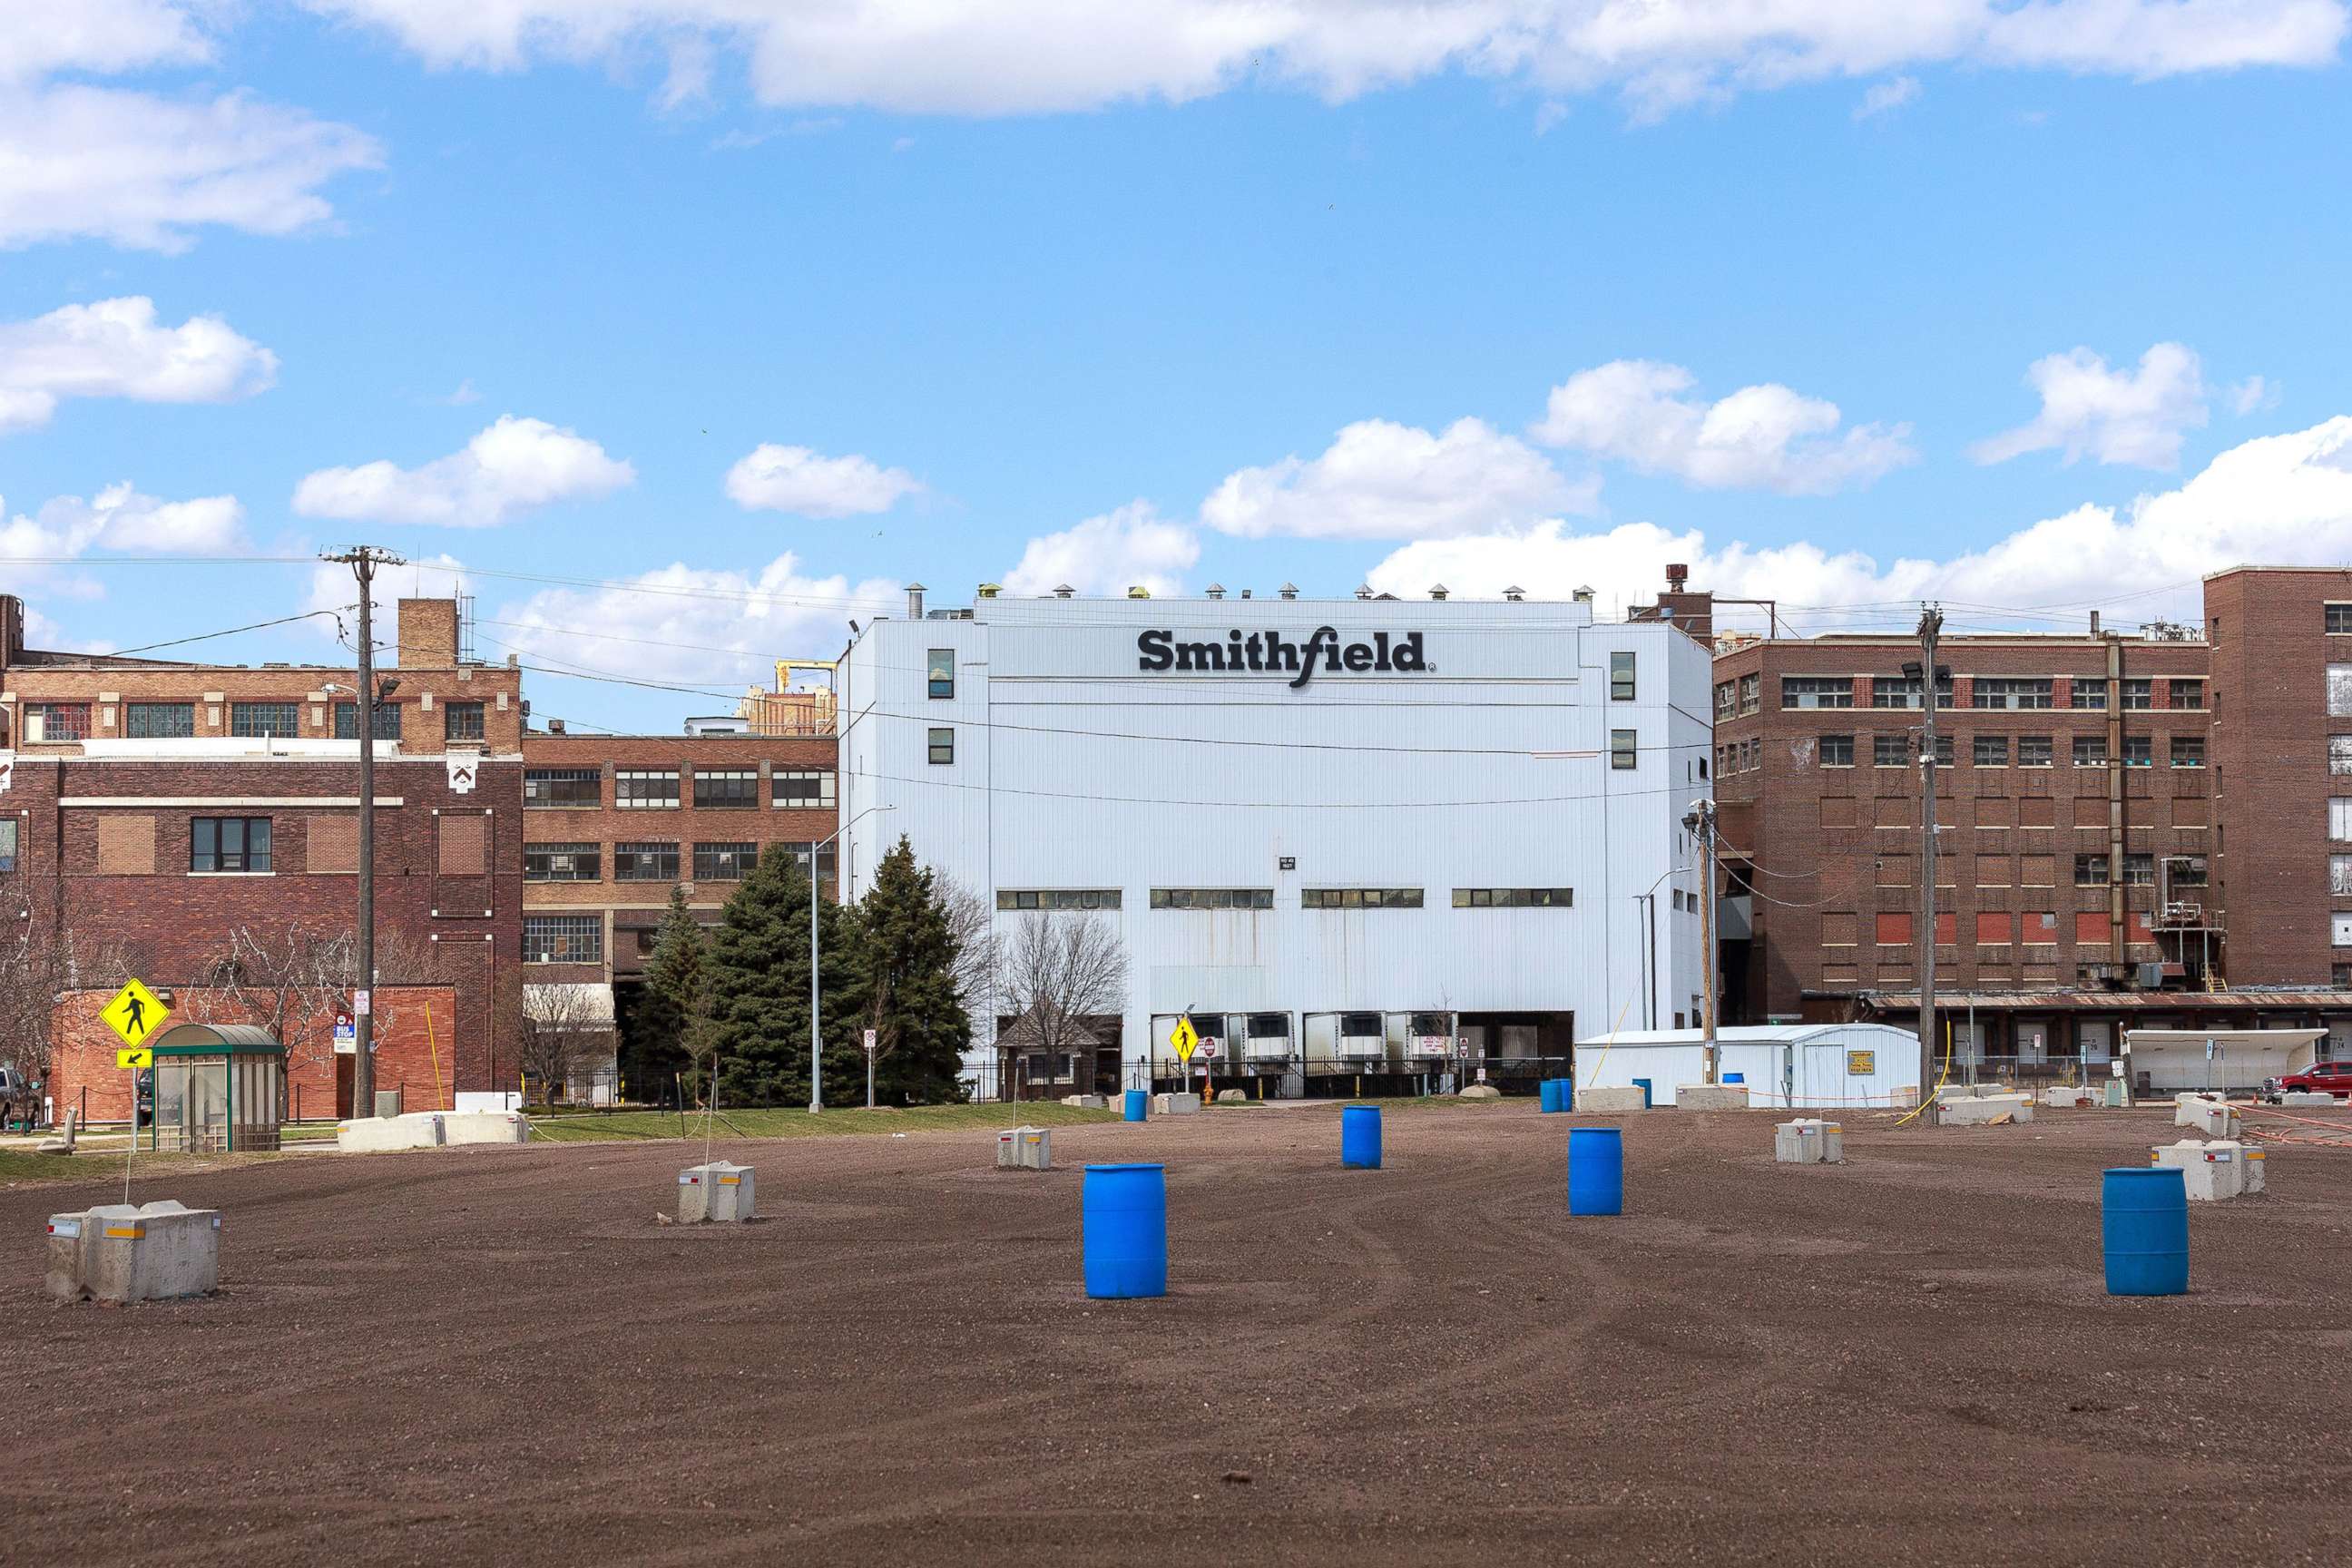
<box><xmin>352</xmin><ymin>989</ymin><xmax>372</xmax><ymax>1016</ymax></box>
<box><xmin>1169</xmin><ymin>1014</ymin><xmax>1200</xmax><ymax>1064</ymax></box>
<box><xmin>1198</xmin><ymin>1040</ymin><xmax>1220</xmax><ymax>1061</ymax></box>
<box><xmin>100</xmin><ymin>979</ymin><xmax>170</xmax><ymax>1049</ymax></box>
<box><xmin>333</xmin><ymin>1012</ymin><xmax>357</xmax><ymax>1054</ymax></box>
<box><xmin>116</xmin><ymin>1047</ymin><xmax>152</xmax><ymax>1070</ymax></box>
<box><xmin>863</xmin><ymin>1028</ymin><xmax>877</xmax><ymax>1054</ymax></box>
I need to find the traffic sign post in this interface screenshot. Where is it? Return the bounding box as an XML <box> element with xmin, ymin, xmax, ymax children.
<box><xmin>101</xmin><ymin>979</ymin><xmax>170</xmax><ymax>1050</ymax></box>
<box><xmin>863</xmin><ymin>1027</ymin><xmax>878</xmax><ymax>1110</ymax></box>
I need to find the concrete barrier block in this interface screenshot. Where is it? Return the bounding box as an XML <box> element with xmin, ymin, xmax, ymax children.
<box><xmin>1153</xmin><ymin>1093</ymin><xmax>1201</xmax><ymax>1115</ymax></box>
<box><xmin>679</xmin><ymin>1161</ymin><xmax>755</xmax><ymax>1223</ymax></box>
<box><xmin>1675</xmin><ymin>1084</ymin><xmax>1749</xmax><ymax>1112</ymax></box>
<box><xmin>1457</xmin><ymin>1084</ymin><xmax>1502</xmax><ymax>1101</ymax></box>
<box><xmin>1060</xmin><ymin>1093</ymin><xmax>1110</xmax><ymax>1110</ymax></box>
<box><xmin>995</xmin><ymin>1128</ymin><xmax>1020</xmax><ymax>1169</ymax></box>
<box><xmin>337</xmin><ymin>1112</ymin><xmax>445</xmax><ymax>1152</ymax></box>
<box><xmin>53</xmin><ymin>1200</ymin><xmax>220</xmax><ymax>1303</ymax></box>
<box><xmin>1576</xmin><ymin>1085</ymin><xmax>1646</xmax><ymax>1113</ymax></box>
<box><xmin>2279</xmin><ymin>1091</ymin><xmax>2339</xmax><ymax>1108</ymax></box>
<box><xmin>1214</xmin><ymin>1088</ymin><xmax>1249</xmax><ymax>1104</ymax></box>
<box><xmin>441</xmin><ymin>1112</ymin><xmax>528</xmax><ymax>1146</ymax></box>
<box><xmin>1942</xmin><ymin>1093</ymin><xmax>2034</xmax><ymax>1126</ymax></box>
<box><xmin>2151</xmin><ymin>1139</ymin><xmax>2242</xmax><ymax>1200</ymax></box>
<box><xmin>2243</xmin><ymin>1143</ymin><xmax>2269</xmax><ymax>1195</ymax></box>
<box><xmin>1774</xmin><ymin>1119</ymin><xmax>1843</xmax><ymax>1163</ymax></box>
<box><xmin>2174</xmin><ymin>1097</ymin><xmax>2239</xmax><ymax>1138</ymax></box>
<box><xmin>2040</xmin><ymin>1085</ymin><xmax>2098</xmax><ymax>1109</ymax></box>
<box><xmin>1017</xmin><ymin>1126</ymin><xmax>1051</xmax><ymax>1171</ymax></box>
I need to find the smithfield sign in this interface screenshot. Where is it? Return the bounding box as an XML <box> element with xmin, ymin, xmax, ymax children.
<box><xmin>1136</xmin><ymin>627</ymin><xmax>1430</xmax><ymax>689</ymax></box>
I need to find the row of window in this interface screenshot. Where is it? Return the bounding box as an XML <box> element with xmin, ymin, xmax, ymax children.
<box><xmin>19</xmin><ymin>700</ymin><xmax>477</xmax><ymax>743</ymax></box>
<box><xmin>1759</xmin><ymin>675</ymin><xmax>2200</xmax><ymax>713</ymax></box>
<box><xmin>523</xmin><ymin>840</ymin><xmax>838</xmax><ymax>882</ymax></box>
<box><xmin>1746</xmin><ymin>732</ymin><xmax>2206</xmax><ymax>769</ymax></box>
<box><xmin>524</xmin><ymin>768</ymin><xmax>837</xmax><ymax>809</ymax></box>
<box><xmin>1006</xmin><ymin>887</ymin><xmax>1585</xmax><ymax>911</ymax></box>
<box><xmin>1838</xmin><ymin>911</ymin><xmax>2151</xmax><ymax>946</ymax></box>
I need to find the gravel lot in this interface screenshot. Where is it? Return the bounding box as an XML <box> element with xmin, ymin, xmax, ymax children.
<box><xmin>5</xmin><ymin>1102</ymin><xmax>2350</xmax><ymax>1566</ymax></box>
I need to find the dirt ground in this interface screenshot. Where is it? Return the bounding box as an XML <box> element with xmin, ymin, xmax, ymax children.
<box><xmin>6</xmin><ymin>1102</ymin><xmax>2352</xmax><ymax>1567</ymax></box>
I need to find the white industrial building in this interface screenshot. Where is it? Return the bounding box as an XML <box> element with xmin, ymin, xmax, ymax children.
<box><xmin>838</xmin><ymin>584</ymin><xmax>1713</xmax><ymax>1098</ymax></box>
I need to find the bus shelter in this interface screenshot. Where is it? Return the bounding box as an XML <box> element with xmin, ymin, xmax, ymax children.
<box><xmin>144</xmin><ymin>1024</ymin><xmax>286</xmax><ymax>1152</ymax></box>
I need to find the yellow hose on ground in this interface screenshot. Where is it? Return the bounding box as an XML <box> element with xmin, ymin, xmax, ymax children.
<box><xmin>1892</xmin><ymin>1022</ymin><xmax>1955</xmax><ymax>1126</ymax></box>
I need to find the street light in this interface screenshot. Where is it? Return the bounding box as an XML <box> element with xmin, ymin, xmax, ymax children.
<box><xmin>1633</xmin><ymin>862</ymin><xmax>1693</xmax><ymax>1033</ymax></box>
<box><xmin>810</xmin><ymin>805</ymin><xmax>894</xmax><ymax>1113</ymax></box>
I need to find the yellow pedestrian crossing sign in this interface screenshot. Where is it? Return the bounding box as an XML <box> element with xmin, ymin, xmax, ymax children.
<box><xmin>117</xmin><ymin>1047</ymin><xmax>152</xmax><ymax>1070</ymax></box>
<box><xmin>1169</xmin><ymin>1014</ymin><xmax>1200</xmax><ymax>1063</ymax></box>
<box><xmin>101</xmin><ymin>979</ymin><xmax>170</xmax><ymax>1049</ymax></box>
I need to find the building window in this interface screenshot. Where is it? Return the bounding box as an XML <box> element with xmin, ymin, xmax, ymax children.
<box><xmin>524</xmin><ymin>768</ymin><xmax>600</xmax><ymax>807</ymax></box>
<box><xmin>693</xmin><ymin>842</ymin><xmax>759</xmax><ymax>881</ymax></box>
<box><xmin>691</xmin><ymin>769</ymin><xmax>759</xmax><ymax>808</ymax></box>
<box><xmin>779</xmin><ymin>841</ymin><xmax>839</xmax><ymax>882</ymax></box>
<box><xmin>1873</xmin><ymin>734</ymin><xmax>1906</xmax><ymax>767</ymax></box>
<box><xmin>2330</xmin><ymin>604</ymin><xmax>2352</xmax><ymax>635</ymax></box>
<box><xmin>2333</xmin><ymin>737</ymin><xmax>2352</xmax><ymax>775</ymax></box>
<box><xmin>126</xmin><ymin>702</ymin><xmax>195</xmax><ymax>739</ymax></box>
<box><xmin>1971</xmin><ymin>678</ymin><xmax>2053</xmax><ymax>710</ymax></box>
<box><xmin>928</xmin><ymin>727</ymin><xmax>955</xmax><ymax>765</ymax></box>
<box><xmin>2171</xmin><ymin>856</ymin><xmax>2209</xmax><ymax>887</ymax></box>
<box><xmin>2331</xmin><ymin>665</ymin><xmax>2352</xmax><ymax>718</ymax></box>
<box><xmin>21</xmin><ymin>702</ymin><xmax>92</xmax><ymax>741</ymax></box>
<box><xmin>523</xmin><ymin>915</ymin><xmax>602</xmax><ymax>964</ymax></box>
<box><xmin>230</xmin><ymin>701</ymin><xmax>299</xmax><ymax>738</ymax></box>
<box><xmin>1715</xmin><ymin>681</ymin><xmax>1737</xmax><ymax>721</ymax></box>
<box><xmin>2074</xmin><ymin>854</ymin><xmax>2110</xmax><ymax>887</ymax></box>
<box><xmin>333</xmin><ymin>701</ymin><xmax>402</xmax><ymax>740</ymax></box>
<box><xmin>2335</xmin><ymin>858</ymin><xmax>2352</xmax><ymax>897</ymax></box>
<box><xmin>2331</xmin><ymin>799</ymin><xmax>2352</xmax><ymax>842</ymax></box>
<box><xmin>1610</xmin><ymin>651</ymin><xmax>1636</xmax><ymax>701</ymax></box>
<box><xmin>2122</xmin><ymin>853</ymin><xmax>2155</xmax><ymax>886</ymax></box>
<box><xmin>2072</xmin><ymin>680</ymin><xmax>2109</xmax><ymax>710</ymax></box>
<box><xmin>1974</xmin><ymin>735</ymin><xmax>2009</xmax><ymax>767</ymax></box>
<box><xmin>1451</xmin><ymin>887</ymin><xmax>1574</xmax><ymax>907</ymax></box>
<box><xmin>615</xmin><ymin>769</ymin><xmax>681</xmax><ymax>808</ymax></box>
<box><xmin>191</xmin><ymin>817</ymin><xmax>271</xmax><ymax>873</ymax></box>
<box><xmin>2018</xmin><ymin>735</ymin><xmax>2053</xmax><ymax>768</ymax></box>
<box><xmin>1302</xmin><ymin>888</ymin><xmax>1426</xmax><ymax>908</ymax></box>
<box><xmin>2120</xmin><ymin>678</ymin><xmax>2152</xmax><ymax>710</ymax></box>
<box><xmin>1739</xmin><ymin>673</ymin><xmax>1759</xmax><ymax>715</ymax></box>
<box><xmin>928</xmin><ymin>649</ymin><xmax>956</xmax><ymax>700</ymax></box>
<box><xmin>1819</xmin><ymin>734</ymin><xmax>1854</xmax><ymax>767</ymax></box>
<box><xmin>2073</xmin><ymin>735</ymin><xmax>2108</xmax><ymax>767</ymax></box>
<box><xmin>995</xmin><ymin>889</ymin><xmax>1123</xmax><ymax>911</ymax></box>
<box><xmin>1781</xmin><ymin>677</ymin><xmax>1854</xmax><ymax>710</ymax></box>
<box><xmin>0</xmin><ymin>818</ymin><xmax>15</xmax><ymax>873</ymax></box>
<box><xmin>1149</xmin><ymin>888</ymin><xmax>1275</xmax><ymax>910</ymax></box>
<box><xmin>524</xmin><ymin>843</ymin><xmax>600</xmax><ymax>881</ymax></box>
<box><xmin>444</xmin><ymin>701</ymin><xmax>485</xmax><ymax>741</ymax></box>
<box><xmin>773</xmin><ymin>769</ymin><xmax>836</xmax><ymax>808</ymax></box>
<box><xmin>2169</xmin><ymin>680</ymin><xmax>2204</xmax><ymax>710</ymax></box>
<box><xmin>2122</xmin><ymin>735</ymin><xmax>2153</xmax><ymax>768</ymax></box>
<box><xmin>612</xmin><ymin>841</ymin><xmax>680</xmax><ymax>881</ymax></box>
<box><xmin>2334</xmin><ymin>912</ymin><xmax>2352</xmax><ymax>946</ymax></box>
<box><xmin>1873</xmin><ymin>675</ymin><xmax>1952</xmax><ymax>710</ymax></box>
<box><xmin>2171</xmin><ymin>737</ymin><xmax>2205</xmax><ymax>769</ymax></box>
<box><xmin>1609</xmin><ymin>730</ymin><xmax>1637</xmax><ymax>769</ymax></box>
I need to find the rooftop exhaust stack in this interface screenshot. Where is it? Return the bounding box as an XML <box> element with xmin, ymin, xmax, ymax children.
<box><xmin>2090</xmin><ymin>611</ymin><xmax>2102</xmax><ymax>634</ymax></box>
<box><xmin>1573</xmin><ymin>585</ymin><xmax>1595</xmax><ymax>605</ymax></box>
<box><xmin>1127</xmin><ymin>585</ymin><xmax>1152</xmax><ymax>600</ymax></box>
<box><xmin>1429</xmin><ymin>584</ymin><xmax>1448</xmax><ymax>601</ymax></box>
<box><xmin>1504</xmin><ymin>585</ymin><xmax>1525</xmax><ymax>603</ymax></box>
<box><xmin>1279</xmin><ymin>583</ymin><xmax>1299</xmax><ymax>601</ymax></box>
<box><xmin>1205</xmin><ymin>583</ymin><xmax>1225</xmax><ymax>600</ymax></box>
<box><xmin>1666</xmin><ymin>563</ymin><xmax>1690</xmax><ymax>590</ymax></box>
<box><xmin>1240</xmin><ymin>589</ymin><xmax>1252</xmax><ymax>599</ymax></box>
<box><xmin>906</xmin><ymin>583</ymin><xmax>926</xmax><ymax>619</ymax></box>
<box><xmin>548</xmin><ymin>719</ymin><xmax>566</xmax><ymax>735</ymax></box>
<box><xmin>1053</xmin><ymin>584</ymin><xmax>1073</xmax><ymax>599</ymax></box>
<box><xmin>1353</xmin><ymin>584</ymin><xmax>1372</xmax><ymax>601</ymax></box>
<box><xmin>976</xmin><ymin>583</ymin><xmax>1000</xmax><ymax>600</ymax></box>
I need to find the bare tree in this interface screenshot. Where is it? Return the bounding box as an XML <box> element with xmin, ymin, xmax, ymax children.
<box><xmin>938</xmin><ymin>878</ymin><xmax>996</xmax><ymax>1019</ymax></box>
<box><xmin>515</xmin><ymin>982</ymin><xmax>616</xmax><ymax>1104</ymax></box>
<box><xmin>0</xmin><ymin>870</ymin><xmax>71</xmax><ymax>1126</ymax></box>
<box><xmin>995</xmin><ymin>914</ymin><xmax>1128</xmax><ymax>1093</ymax></box>
<box><xmin>173</xmin><ymin>922</ymin><xmax>438</xmax><ymax>1089</ymax></box>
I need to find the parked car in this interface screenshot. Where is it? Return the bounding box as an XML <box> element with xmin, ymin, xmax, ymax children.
<box><xmin>2265</xmin><ymin>1061</ymin><xmax>2352</xmax><ymax>1102</ymax></box>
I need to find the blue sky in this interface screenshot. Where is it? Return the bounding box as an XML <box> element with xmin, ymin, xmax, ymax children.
<box><xmin>5</xmin><ymin>2</ymin><xmax>2351</xmax><ymax>730</ymax></box>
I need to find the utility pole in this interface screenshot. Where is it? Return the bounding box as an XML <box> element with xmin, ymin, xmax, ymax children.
<box><xmin>1916</xmin><ymin>604</ymin><xmax>1944</xmax><ymax>1124</ymax></box>
<box><xmin>324</xmin><ymin>545</ymin><xmax>403</xmax><ymax>1118</ymax></box>
<box><xmin>1683</xmin><ymin>799</ymin><xmax>1720</xmax><ymax>1083</ymax></box>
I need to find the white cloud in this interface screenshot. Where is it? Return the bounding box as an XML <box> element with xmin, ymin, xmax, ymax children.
<box><xmin>0</xmin><ymin>85</ymin><xmax>381</xmax><ymax>252</ymax></box>
<box><xmin>1003</xmin><ymin>501</ymin><xmax>1200</xmax><ymax>598</ymax></box>
<box><xmin>1853</xmin><ymin>74</ymin><xmax>1920</xmax><ymax>119</ymax></box>
<box><xmin>486</xmin><ymin>554</ymin><xmax>899</xmax><ymax>684</ymax></box>
<box><xmin>2230</xmin><ymin>375</ymin><xmax>2281</xmax><ymax>416</ymax></box>
<box><xmin>0</xmin><ymin>482</ymin><xmax>248</xmax><ymax>606</ymax></box>
<box><xmin>1531</xmin><ymin>360</ymin><xmax>1915</xmax><ymax>495</ymax></box>
<box><xmin>289</xmin><ymin>2</ymin><xmax>2349</xmax><ymax>116</ymax></box>
<box><xmin>293</xmin><ymin>415</ymin><xmax>636</xmax><ymax>527</ymax></box>
<box><xmin>436</xmin><ymin>378</ymin><xmax>483</xmax><ymax>407</ymax></box>
<box><xmin>0</xmin><ymin>297</ymin><xmax>277</xmax><ymax>433</ymax></box>
<box><xmin>1368</xmin><ymin>416</ymin><xmax>2352</xmax><ymax>628</ymax></box>
<box><xmin>1202</xmin><ymin>416</ymin><xmax>1586</xmax><ymax>541</ymax></box>
<box><xmin>304</xmin><ymin>554</ymin><xmax>471</xmax><ymax>653</ymax></box>
<box><xmin>725</xmin><ymin>443</ymin><xmax>923</xmax><ymax>517</ymax></box>
<box><xmin>1972</xmin><ymin>342</ymin><xmax>2208</xmax><ymax>469</ymax></box>
<box><xmin>0</xmin><ymin>0</ymin><xmax>211</xmax><ymax>82</ymax></box>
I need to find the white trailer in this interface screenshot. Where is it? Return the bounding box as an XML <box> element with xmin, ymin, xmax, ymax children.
<box><xmin>1573</xmin><ymin>1024</ymin><xmax>1921</xmax><ymax>1109</ymax></box>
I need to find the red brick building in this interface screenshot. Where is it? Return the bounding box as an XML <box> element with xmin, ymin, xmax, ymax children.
<box><xmin>7</xmin><ymin>593</ymin><xmax>526</xmax><ymax>1118</ymax></box>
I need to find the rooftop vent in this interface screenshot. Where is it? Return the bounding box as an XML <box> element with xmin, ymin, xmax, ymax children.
<box><xmin>1053</xmin><ymin>584</ymin><xmax>1073</xmax><ymax>599</ymax></box>
<box><xmin>1504</xmin><ymin>585</ymin><xmax>1525</xmax><ymax>603</ymax></box>
<box><xmin>1573</xmin><ymin>585</ymin><xmax>1595</xmax><ymax>604</ymax></box>
<box><xmin>1240</xmin><ymin>588</ymin><xmax>1253</xmax><ymax>599</ymax></box>
<box><xmin>547</xmin><ymin>719</ymin><xmax>567</xmax><ymax>735</ymax></box>
<box><xmin>1429</xmin><ymin>584</ymin><xmax>1448</xmax><ymax>602</ymax></box>
<box><xmin>1353</xmin><ymin>583</ymin><xmax>1372</xmax><ymax>601</ymax></box>
<box><xmin>906</xmin><ymin>583</ymin><xmax>926</xmax><ymax>618</ymax></box>
<box><xmin>1665</xmin><ymin>563</ymin><xmax>1689</xmax><ymax>589</ymax></box>
<box><xmin>975</xmin><ymin>583</ymin><xmax>1000</xmax><ymax>600</ymax></box>
<box><xmin>1205</xmin><ymin>583</ymin><xmax>1225</xmax><ymax>600</ymax></box>
<box><xmin>1127</xmin><ymin>585</ymin><xmax>1152</xmax><ymax>600</ymax></box>
<box><xmin>1279</xmin><ymin>583</ymin><xmax>1299</xmax><ymax>601</ymax></box>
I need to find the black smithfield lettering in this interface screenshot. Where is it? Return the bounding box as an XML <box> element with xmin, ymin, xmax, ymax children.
<box><xmin>1135</xmin><ymin>628</ymin><xmax>1426</xmax><ymax>688</ymax></box>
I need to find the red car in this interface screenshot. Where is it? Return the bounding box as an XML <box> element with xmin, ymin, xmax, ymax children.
<box><xmin>2269</xmin><ymin>1061</ymin><xmax>2352</xmax><ymax>1101</ymax></box>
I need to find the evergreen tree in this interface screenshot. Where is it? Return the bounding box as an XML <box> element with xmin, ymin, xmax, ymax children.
<box><xmin>631</xmin><ymin>885</ymin><xmax>707</xmax><ymax>1103</ymax></box>
<box><xmin>702</xmin><ymin>844</ymin><xmax>861</xmax><ymax>1106</ymax></box>
<box><xmin>843</xmin><ymin>836</ymin><xmax>971</xmax><ymax>1105</ymax></box>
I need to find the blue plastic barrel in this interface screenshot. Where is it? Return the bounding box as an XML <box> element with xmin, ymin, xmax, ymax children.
<box><xmin>2102</xmin><ymin>1167</ymin><xmax>2189</xmax><ymax>1296</ymax></box>
<box><xmin>1538</xmin><ymin>1079</ymin><xmax>1562</xmax><ymax>1113</ymax></box>
<box><xmin>1083</xmin><ymin>1163</ymin><xmax>1168</xmax><ymax>1298</ymax></box>
<box><xmin>1123</xmin><ymin>1089</ymin><xmax>1148</xmax><ymax>1122</ymax></box>
<box><xmin>1724</xmin><ymin>1073</ymin><xmax>1744</xmax><ymax>1085</ymax></box>
<box><xmin>1341</xmin><ymin>1105</ymin><xmax>1382</xmax><ymax>1169</ymax></box>
<box><xmin>1568</xmin><ymin>1126</ymin><xmax>1624</xmax><ymax>1216</ymax></box>
<box><xmin>1631</xmin><ymin>1077</ymin><xmax>1653</xmax><ymax>1110</ymax></box>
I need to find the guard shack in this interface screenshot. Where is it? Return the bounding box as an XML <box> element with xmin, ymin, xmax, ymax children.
<box><xmin>144</xmin><ymin>1024</ymin><xmax>286</xmax><ymax>1152</ymax></box>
